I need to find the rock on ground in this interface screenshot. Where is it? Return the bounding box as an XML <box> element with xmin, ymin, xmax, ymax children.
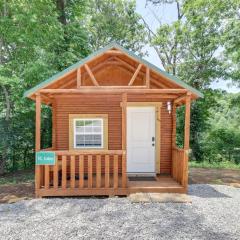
<box><xmin>0</xmin><ymin>184</ymin><xmax>239</xmax><ymax>240</ymax></box>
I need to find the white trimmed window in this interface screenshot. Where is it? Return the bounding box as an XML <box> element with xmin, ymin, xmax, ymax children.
<box><xmin>74</xmin><ymin>118</ymin><xmax>103</xmax><ymax>148</ymax></box>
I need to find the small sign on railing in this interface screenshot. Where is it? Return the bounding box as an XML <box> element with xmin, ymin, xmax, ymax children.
<box><xmin>36</xmin><ymin>151</ymin><xmax>56</xmax><ymax>165</ymax></box>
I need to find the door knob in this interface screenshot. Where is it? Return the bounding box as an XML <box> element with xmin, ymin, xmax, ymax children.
<box><xmin>152</xmin><ymin>137</ymin><xmax>155</xmax><ymax>142</ymax></box>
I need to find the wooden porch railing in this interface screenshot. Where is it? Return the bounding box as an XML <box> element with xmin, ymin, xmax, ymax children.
<box><xmin>172</xmin><ymin>146</ymin><xmax>188</xmax><ymax>188</ymax></box>
<box><xmin>36</xmin><ymin>150</ymin><xmax>127</xmax><ymax>197</ymax></box>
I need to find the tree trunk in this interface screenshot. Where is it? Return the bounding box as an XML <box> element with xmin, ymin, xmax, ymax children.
<box><xmin>0</xmin><ymin>153</ymin><xmax>5</xmax><ymax>175</ymax></box>
<box><xmin>56</xmin><ymin>0</ymin><xmax>67</xmax><ymax>25</ymax></box>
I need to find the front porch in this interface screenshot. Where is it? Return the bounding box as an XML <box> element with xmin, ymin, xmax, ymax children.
<box><xmin>36</xmin><ymin>147</ymin><xmax>187</xmax><ymax>197</ymax></box>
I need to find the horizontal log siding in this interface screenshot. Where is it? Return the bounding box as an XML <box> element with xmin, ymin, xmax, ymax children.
<box><xmin>54</xmin><ymin>94</ymin><xmax>172</xmax><ymax>174</ymax></box>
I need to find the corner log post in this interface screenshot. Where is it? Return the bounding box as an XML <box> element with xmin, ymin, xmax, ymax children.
<box><xmin>35</xmin><ymin>93</ymin><xmax>41</xmax><ymax>197</ymax></box>
<box><xmin>171</xmin><ymin>103</ymin><xmax>177</xmax><ymax>180</ymax></box>
<box><xmin>121</xmin><ymin>93</ymin><xmax>127</xmax><ymax>188</ymax></box>
<box><xmin>182</xmin><ymin>92</ymin><xmax>191</xmax><ymax>189</ymax></box>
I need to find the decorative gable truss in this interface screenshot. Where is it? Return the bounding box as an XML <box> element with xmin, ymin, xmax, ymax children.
<box><xmin>24</xmin><ymin>43</ymin><xmax>203</xmax><ymax>105</ymax></box>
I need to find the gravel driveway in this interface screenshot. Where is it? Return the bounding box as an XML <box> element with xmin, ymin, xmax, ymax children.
<box><xmin>0</xmin><ymin>184</ymin><xmax>239</xmax><ymax>240</ymax></box>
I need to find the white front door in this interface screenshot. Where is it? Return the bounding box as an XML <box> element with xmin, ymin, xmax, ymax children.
<box><xmin>127</xmin><ymin>107</ymin><xmax>155</xmax><ymax>173</ymax></box>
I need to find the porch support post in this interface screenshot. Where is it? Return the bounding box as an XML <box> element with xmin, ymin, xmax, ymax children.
<box><xmin>183</xmin><ymin>92</ymin><xmax>191</xmax><ymax>188</ymax></box>
<box><xmin>121</xmin><ymin>93</ymin><xmax>127</xmax><ymax>187</ymax></box>
<box><xmin>172</xmin><ymin>103</ymin><xmax>177</xmax><ymax>148</ymax></box>
<box><xmin>52</xmin><ymin>98</ymin><xmax>56</xmax><ymax>149</ymax></box>
<box><xmin>35</xmin><ymin>93</ymin><xmax>41</xmax><ymax>196</ymax></box>
<box><xmin>171</xmin><ymin>103</ymin><xmax>177</xmax><ymax>178</ymax></box>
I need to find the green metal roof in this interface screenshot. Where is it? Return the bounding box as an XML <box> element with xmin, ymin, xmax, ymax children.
<box><xmin>24</xmin><ymin>42</ymin><xmax>203</xmax><ymax>98</ymax></box>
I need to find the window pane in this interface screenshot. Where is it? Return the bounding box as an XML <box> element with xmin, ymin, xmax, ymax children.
<box><xmin>93</xmin><ymin>127</ymin><xmax>101</xmax><ymax>133</ymax></box>
<box><xmin>92</xmin><ymin>120</ymin><xmax>101</xmax><ymax>126</ymax></box>
<box><xmin>85</xmin><ymin>120</ymin><xmax>92</xmax><ymax>126</ymax></box>
<box><xmin>76</xmin><ymin>126</ymin><xmax>84</xmax><ymax>133</ymax></box>
<box><xmin>75</xmin><ymin>135</ymin><xmax>84</xmax><ymax>146</ymax></box>
<box><xmin>76</xmin><ymin>120</ymin><xmax>84</xmax><ymax>126</ymax></box>
<box><xmin>84</xmin><ymin>126</ymin><xmax>92</xmax><ymax>133</ymax></box>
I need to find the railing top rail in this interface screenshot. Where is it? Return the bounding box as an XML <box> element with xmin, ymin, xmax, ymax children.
<box><xmin>39</xmin><ymin>149</ymin><xmax>125</xmax><ymax>155</ymax></box>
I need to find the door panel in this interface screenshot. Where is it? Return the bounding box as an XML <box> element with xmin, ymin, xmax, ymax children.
<box><xmin>127</xmin><ymin>107</ymin><xmax>155</xmax><ymax>173</ymax></box>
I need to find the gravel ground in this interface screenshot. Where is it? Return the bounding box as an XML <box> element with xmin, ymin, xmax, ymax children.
<box><xmin>0</xmin><ymin>184</ymin><xmax>239</xmax><ymax>240</ymax></box>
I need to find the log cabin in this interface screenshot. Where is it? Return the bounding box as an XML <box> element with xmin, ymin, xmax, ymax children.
<box><xmin>24</xmin><ymin>42</ymin><xmax>203</xmax><ymax>197</ymax></box>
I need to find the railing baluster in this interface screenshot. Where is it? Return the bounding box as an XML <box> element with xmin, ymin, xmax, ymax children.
<box><xmin>79</xmin><ymin>155</ymin><xmax>84</xmax><ymax>188</ymax></box>
<box><xmin>62</xmin><ymin>155</ymin><xmax>67</xmax><ymax>189</ymax></box>
<box><xmin>114</xmin><ymin>155</ymin><xmax>118</xmax><ymax>188</ymax></box>
<box><xmin>70</xmin><ymin>155</ymin><xmax>75</xmax><ymax>189</ymax></box>
<box><xmin>53</xmin><ymin>158</ymin><xmax>58</xmax><ymax>189</ymax></box>
<box><xmin>122</xmin><ymin>153</ymin><xmax>127</xmax><ymax>188</ymax></box>
<box><xmin>105</xmin><ymin>155</ymin><xmax>110</xmax><ymax>188</ymax></box>
<box><xmin>96</xmin><ymin>155</ymin><xmax>101</xmax><ymax>188</ymax></box>
<box><xmin>172</xmin><ymin>150</ymin><xmax>175</xmax><ymax>180</ymax></box>
<box><xmin>177</xmin><ymin>151</ymin><xmax>179</xmax><ymax>181</ymax></box>
<box><xmin>35</xmin><ymin>165</ymin><xmax>41</xmax><ymax>190</ymax></box>
<box><xmin>44</xmin><ymin>165</ymin><xmax>50</xmax><ymax>189</ymax></box>
<box><xmin>88</xmin><ymin>155</ymin><xmax>93</xmax><ymax>188</ymax></box>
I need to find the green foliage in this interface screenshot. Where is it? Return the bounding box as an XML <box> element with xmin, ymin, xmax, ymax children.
<box><xmin>0</xmin><ymin>0</ymin><xmax>146</xmax><ymax>174</ymax></box>
<box><xmin>86</xmin><ymin>0</ymin><xmax>147</xmax><ymax>54</ymax></box>
<box><xmin>148</xmin><ymin>0</ymin><xmax>240</xmax><ymax>164</ymax></box>
<box><xmin>201</xmin><ymin>92</ymin><xmax>240</xmax><ymax>164</ymax></box>
<box><xmin>189</xmin><ymin>160</ymin><xmax>240</xmax><ymax>170</ymax></box>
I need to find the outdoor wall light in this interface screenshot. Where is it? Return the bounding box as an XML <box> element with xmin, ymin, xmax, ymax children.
<box><xmin>167</xmin><ymin>101</ymin><xmax>172</xmax><ymax>114</ymax></box>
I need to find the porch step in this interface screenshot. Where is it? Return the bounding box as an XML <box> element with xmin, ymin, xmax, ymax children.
<box><xmin>127</xmin><ymin>175</ymin><xmax>186</xmax><ymax>194</ymax></box>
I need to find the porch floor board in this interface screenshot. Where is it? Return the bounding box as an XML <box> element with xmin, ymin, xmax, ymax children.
<box><xmin>128</xmin><ymin>175</ymin><xmax>186</xmax><ymax>194</ymax></box>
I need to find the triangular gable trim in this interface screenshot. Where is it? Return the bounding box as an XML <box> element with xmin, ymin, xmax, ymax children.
<box><xmin>24</xmin><ymin>42</ymin><xmax>203</xmax><ymax>98</ymax></box>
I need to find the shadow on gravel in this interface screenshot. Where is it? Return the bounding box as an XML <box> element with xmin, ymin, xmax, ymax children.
<box><xmin>188</xmin><ymin>185</ymin><xmax>231</xmax><ymax>198</ymax></box>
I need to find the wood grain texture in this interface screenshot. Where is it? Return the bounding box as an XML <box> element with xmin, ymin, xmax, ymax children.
<box><xmin>70</xmin><ymin>155</ymin><xmax>75</xmax><ymax>189</ymax></box>
<box><xmin>105</xmin><ymin>155</ymin><xmax>110</xmax><ymax>188</ymax></box>
<box><xmin>96</xmin><ymin>155</ymin><xmax>101</xmax><ymax>188</ymax></box>
<box><xmin>62</xmin><ymin>155</ymin><xmax>67</xmax><ymax>189</ymax></box>
<box><xmin>53</xmin><ymin>161</ymin><xmax>58</xmax><ymax>189</ymax></box>
<box><xmin>114</xmin><ymin>155</ymin><xmax>118</xmax><ymax>188</ymax></box>
<box><xmin>77</xmin><ymin>67</ymin><xmax>81</xmax><ymax>88</ymax></box>
<box><xmin>88</xmin><ymin>155</ymin><xmax>93</xmax><ymax>188</ymax></box>
<box><xmin>79</xmin><ymin>155</ymin><xmax>84</xmax><ymax>188</ymax></box>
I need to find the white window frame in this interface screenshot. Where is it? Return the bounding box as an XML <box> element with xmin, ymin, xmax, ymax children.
<box><xmin>73</xmin><ymin>118</ymin><xmax>104</xmax><ymax>149</ymax></box>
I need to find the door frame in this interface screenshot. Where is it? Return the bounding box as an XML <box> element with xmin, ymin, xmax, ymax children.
<box><xmin>125</xmin><ymin>102</ymin><xmax>162</xmax><ymax>174</ymax></box>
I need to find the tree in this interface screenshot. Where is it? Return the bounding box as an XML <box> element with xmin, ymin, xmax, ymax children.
<box><xmin>0</xmin><ymin>0</ymin><xmax>147</xmax><ymax>174</ymax></box>
<box><xmin>0</xmin><ymin>0</ymin><xmax>90</xmax><ymax>174</ymax></box>
<box><xmin>144</xmin><ymin>0</ymin><xmax>229</xmax><ymax>161</ymax></box>
<box><xmin>86</xmin><ymin>0</ymin><xmax>147</xmax><ymax>55</ymax></box>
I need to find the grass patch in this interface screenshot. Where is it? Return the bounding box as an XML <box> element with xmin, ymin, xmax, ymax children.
<box><xmin>0</xmin><ymin>169</ymin><xmax>34</xmax><ymax>185</ymax></box>
<box><xmin>189</xmin><ymin>161</ymin><xmax>240</xmax><ymax>170</ymax></box>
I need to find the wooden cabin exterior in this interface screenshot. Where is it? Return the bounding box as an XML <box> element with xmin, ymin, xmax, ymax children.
<box><xmin>24</xmin><ymin>42</ymin><xmax>203</xmax><ymax>197</ymax></box>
